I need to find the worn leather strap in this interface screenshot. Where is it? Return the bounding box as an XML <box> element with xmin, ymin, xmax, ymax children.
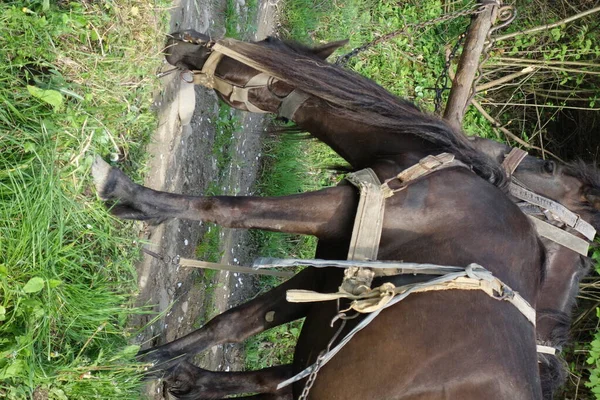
<box><xmin>383</xmin><ymin>153</ymin><xmax>470</xmax><ymax>197</ymax></box>
<box><xmin>502</xmin><ymin>147</ymin><xmax>528</xmax><ymax>176</ymax></box>
<box><xmin>278</xmin><ymin>89</ymin><xmax>311</xmax><ymax>120</ymax></box>
<box><xmin>510</xmin><ymin>183</ymin><xmax>596</xmax><ymax>241</ymax></box>
<box><xmin>190</xmin><ymin>51</ymin><xmax>271</xmax><ymax>113</ymax></box>
<box><xmin>527</xmin><ymin>216</ymin><xmax>590</xmax><ymax>256</ymax></box>
<box><xmin>345</xmin><ymin>168</ymin><xmax>386</xmax><ymax>261</ymax></box>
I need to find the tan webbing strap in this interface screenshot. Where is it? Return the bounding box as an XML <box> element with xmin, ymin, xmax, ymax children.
<box><xmin>528</xmin><ymin>216</ymin><xmax>590</xmax><ymax>256</ymax></box>
<box><xmin>278</xmin><ymin>89</ymin><xmax>311</xmax><ymax>120</ymax></box>
<box><xmin>191</xmin><ymin>50</ymin><xmax>271</xmax><ymax>113</ymax></box>
<box><xmin>287</xmin><ymin>273</ymin><xmax>536</xmax><ymax>325</ymax></box>
<box><xmin>383</xmin><ymin>153</ymin><xmax>469</xmax><ymax>198</ymax></box>
<box><xmin>536</xmin><ymin>345</ymin><xmax>557</xmax><ymax>356</ymax></box>
<box><xmin>192</xmin><ymin>51</ymin><xmax>224</xmax><ymax>87</ymax></box>
<box><xmin>229</xmin><ymin>73</ymin><xmax>271</xmax><ymax>113</ymax></box>
<box><xmin>502</xmin><ymin>147</ymin><xmax>528</xmax><ymax>176</ymax></box>
<box><xmin>510</xmin><ymin>183</ymin><xmax>596</xmax><ymax>241</ymax></box>
<box><xmin>345</xmin><ymin>168</ymin><xmax>386</xmax><ymax>261</ymax></box>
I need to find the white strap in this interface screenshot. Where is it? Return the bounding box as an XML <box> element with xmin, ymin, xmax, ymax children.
<box><xmin>345</xmin><ymin>168</ymin><xmax>386</xmax><ymax>261</ymax></box>
<box><xmin>528</xmin><ymin>216</ymin><xmax>590</xmax><ymax>256</ymax></box>
<box><xmin>510</xmin><ymin>183</ymin><xmax>596</xmax><ymax>241</ymax></box>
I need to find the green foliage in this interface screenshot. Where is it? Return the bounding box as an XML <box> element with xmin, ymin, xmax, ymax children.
<box><xmin>245</xmin><ymin>321</ymin><xmax>303</xmax><ymax>370</ymax></box>
<box><xmin>0</xmin><ymin>0</ymin><xmax>168</xmax><ymax>398</ymax></box>
<box><xmin>587</xmin><ymin>308</ymin><xmax>600</xmax><ymax>399</ymax></box>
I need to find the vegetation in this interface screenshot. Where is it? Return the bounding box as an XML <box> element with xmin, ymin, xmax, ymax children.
<box><xmin>0</xmin><ymin>1</ymin><xmax>168</xmax><ymax>398</ymax></box>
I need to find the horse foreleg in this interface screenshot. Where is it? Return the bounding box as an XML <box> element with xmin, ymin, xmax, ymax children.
<box><xmin>92</xmin><ymin>157</ymin><xmax>357</xmax><ymax>240</ymax></box>
<box><xmin>139</xmin><ymin>267</ymin><xmax>338</xmax><ymax>370</ymax></box>
<box><xmin>163</xmin><ymin>361</ymin><xmax>292</xmax><ymax>400</ymax></box>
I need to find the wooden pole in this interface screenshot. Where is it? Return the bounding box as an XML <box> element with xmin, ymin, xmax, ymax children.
<box><xmin>443</xmin><ymin>2</ymin><xmax>498</xmax><ymax>131</ymax></box>
<box><xmin>179</xmin><ymin>257</ymin><xmax>295</xmax><ymax>278</ymax></box>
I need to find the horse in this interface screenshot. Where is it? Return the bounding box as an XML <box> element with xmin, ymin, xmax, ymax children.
<box><xmin>92</xmin><ymin>31</ymin><xmax>550</xmax><ymax>399</ymax></box>
<box><xmin>470</xmin><ymin>138</ymin><xmax>599</xmax><ymax>398</ymax></box>
<box><xmin>158</xmin><ymin>31</ymin><xmax>600</xmax><ymax>399</ymax></box>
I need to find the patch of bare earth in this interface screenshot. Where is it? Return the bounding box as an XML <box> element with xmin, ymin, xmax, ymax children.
<box><xmin>127</xmin><ymin>0</ymin><xmax>280</xmax><ymax>398</ymax></box>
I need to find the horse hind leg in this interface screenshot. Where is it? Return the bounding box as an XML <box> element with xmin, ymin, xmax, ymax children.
<box><xmin>163</xmin><ymin>361</ymin><xmax>292</xmax><ymax>400</ymax></box>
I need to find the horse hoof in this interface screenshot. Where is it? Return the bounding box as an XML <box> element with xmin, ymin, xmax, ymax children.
<box><xmin>91</xmin><ymin>156</ymin><xmax>112</xmax><ymax>200</ymax></box>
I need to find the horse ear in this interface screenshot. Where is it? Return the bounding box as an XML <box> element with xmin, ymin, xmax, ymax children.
<box><xmin>311</xmin><ymin>39</ymin><xmax>349</xmax><ymax>60</ymax></box>
<box><xmin>584</xmin><ymin>187</ymin><xmax>600</xmax><ymax>210</ymax></box>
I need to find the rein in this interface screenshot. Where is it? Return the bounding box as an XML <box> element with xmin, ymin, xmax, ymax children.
<box><xmin>501</xmin><ymin>148</ymin><xmax>596</xmax><ymax>256</ymax></box>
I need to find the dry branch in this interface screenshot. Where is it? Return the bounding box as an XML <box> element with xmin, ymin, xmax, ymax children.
<box><xmin>443</xmin><ymin>3</ymin><xmax>497</xmax><ymax>131</ymax></box>
<box><xmin>494</xmin><ymin>5</ymin><xmax>600</xmax><ymax>42</ymax></box>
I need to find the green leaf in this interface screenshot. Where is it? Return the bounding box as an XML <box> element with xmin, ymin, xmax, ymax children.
<box><xmin>27</xmin><ymin>86</ymin><xmax>64</xmax><ymax>111</ymax></box>
<box><xmin>0</xmin><ymin>306</ymin><xmax>5</xmax><ymax>322</ymax></box>
<box><xmin>23</xmin><ymin>277</ymin><xmax>45</xmax><ymax>293</ymax></box>
<box><xmin>48</xmin><ymin>279</ymin><xmax>63</xmax><ymax>288</ymax></box>
<box><xmin>550</xmin><ymin>27</ymin><xmax>561</xmax><ymax>41</ymax></box>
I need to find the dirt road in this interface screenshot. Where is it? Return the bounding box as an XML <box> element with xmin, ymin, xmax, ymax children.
<box><xmin>129</xmin><ymin>1</ymin><xmax>280</xmax><ymax>397</ymax></box>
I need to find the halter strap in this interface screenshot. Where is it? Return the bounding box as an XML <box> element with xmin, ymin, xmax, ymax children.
<box><xmin>509</xmin><ymin>182</ymin><xmax>596</xmax><ymax>241</ymax></box>
<box><xmin>501</xmin><ymin>148</ymin><xmax>596</xmax><ymax>253</ymax></box>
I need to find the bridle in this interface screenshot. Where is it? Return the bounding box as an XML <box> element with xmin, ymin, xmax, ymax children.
<box><xmin>502</xmin><ymin>148</ymin><xmax>596</xmax><ymax>256</ymax></box>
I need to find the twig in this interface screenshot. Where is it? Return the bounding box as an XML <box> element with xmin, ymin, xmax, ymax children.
<box><xmin>476</xmin><ymin>66</ymin><xmax>537</xmax><ymax>92</ymax></box>
<box><xmin>494</xmin><ymin>57</ymin><xmax>600</xmax><ymax>68</ymax></box>
<box><xmin>479</xmin><ymin>101</ymin><xmax>600</xmax><ymax>111</ymax></box>
<box><xmin>494</xmin><ymin>5</ymin><xmax>600</xmax><ymax>42</ymax></box>
<box><xmin>471</xmin><ymin>99</ymin><xmax>565</xmax><ymax>162</ymax></box>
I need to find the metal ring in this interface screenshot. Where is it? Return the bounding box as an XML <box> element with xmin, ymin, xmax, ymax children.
<box><xmin>180</xmin><ymin>70</ymin><xmax>194</xmax><ymax>84</ymax></box>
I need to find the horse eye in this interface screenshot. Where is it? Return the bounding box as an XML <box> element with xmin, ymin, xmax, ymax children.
<box><xmin>543</xmin><ymin>160</ymin><xmax>555</xmax><ymax>174</ymax></box>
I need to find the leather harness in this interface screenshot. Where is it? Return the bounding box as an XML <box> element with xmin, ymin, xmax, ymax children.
<box><xmin>184</xmin><ymin>47</ymin><xmax>310</xmax><ymax>119</ymax></box>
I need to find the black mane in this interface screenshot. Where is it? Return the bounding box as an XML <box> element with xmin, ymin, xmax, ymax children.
<box><xmin>224</xmin><ymin>38</ymin><xmax>508</xmax><ymax>189</ymax></box>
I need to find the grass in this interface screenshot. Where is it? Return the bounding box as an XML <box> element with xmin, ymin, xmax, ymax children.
<box><xmin>0</xmin><ymin>1</ymin><xmax>168</xmax><ymax>398</ymax></box>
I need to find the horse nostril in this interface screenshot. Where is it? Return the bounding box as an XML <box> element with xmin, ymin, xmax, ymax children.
<box><xmin>543</xmin><ymin>160</ymin><xmax>555</xmax><ymax>174</ymax></box>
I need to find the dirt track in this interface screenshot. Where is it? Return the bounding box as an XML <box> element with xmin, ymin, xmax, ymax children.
<box><xmin>128</xmin><ymin>1</ymin><xmax>280</xmax><ymax>397</ymax></box>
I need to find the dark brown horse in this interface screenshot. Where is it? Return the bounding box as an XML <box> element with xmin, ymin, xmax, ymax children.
<box><xmin>93</xmin><ymin>31</ymin><xmax>548</xmax><ymax>399</ymax></box>
<box><xmin>154</xmin><ymin>31</ymin><xmax>600</xmax><ymax>400</ymax></box>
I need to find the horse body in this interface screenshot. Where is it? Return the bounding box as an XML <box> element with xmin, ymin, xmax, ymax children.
<box><xmin>90</xmin><ymin>32</ymin><xmax>555</xmax><ymax>399</ymax></box>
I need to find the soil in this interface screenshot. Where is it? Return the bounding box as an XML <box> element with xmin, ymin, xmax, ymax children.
<box><xmin>128</xmin><ymin>1</ymin><xmax>281</xmax><ymax>398</ymax></box>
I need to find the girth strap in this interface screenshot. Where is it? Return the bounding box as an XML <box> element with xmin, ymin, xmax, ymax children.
<box><xmin>345</xmin><ymin>168</ymin><xmax>385</xmax><ymax>261</ymax></box>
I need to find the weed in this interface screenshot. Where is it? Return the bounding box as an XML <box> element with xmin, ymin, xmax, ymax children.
<box><xmin>0</xmin><ymin>0</ymin><xmax>168</xmax><ymax>398</ymax></box>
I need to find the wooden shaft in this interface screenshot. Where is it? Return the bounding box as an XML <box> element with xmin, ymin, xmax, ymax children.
<box><xmin>179</xmin><ymin>257</ymin><xmax>295</xmax><ymax>278</ymax></box>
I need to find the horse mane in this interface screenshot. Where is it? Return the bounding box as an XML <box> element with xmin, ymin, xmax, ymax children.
<box><xmin>537</xmin><ymin>255</ymin><xmax>592</xmax><ymax>399</ymax></box>
<box><xmin>564</xmin><ymin>160</ymin><xmax>600</xmax><ymax>229</ymax></box>
<box><xmin>224</xmin><ymin>38</ymin><xmax>507</xmax><ymax>188</ymax></box>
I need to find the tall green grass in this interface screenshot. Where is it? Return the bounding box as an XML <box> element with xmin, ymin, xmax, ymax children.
<box><xmin>1</xmin><ymin>1</ymin><xmax>167</xmax><ymax>398</ymax></box>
